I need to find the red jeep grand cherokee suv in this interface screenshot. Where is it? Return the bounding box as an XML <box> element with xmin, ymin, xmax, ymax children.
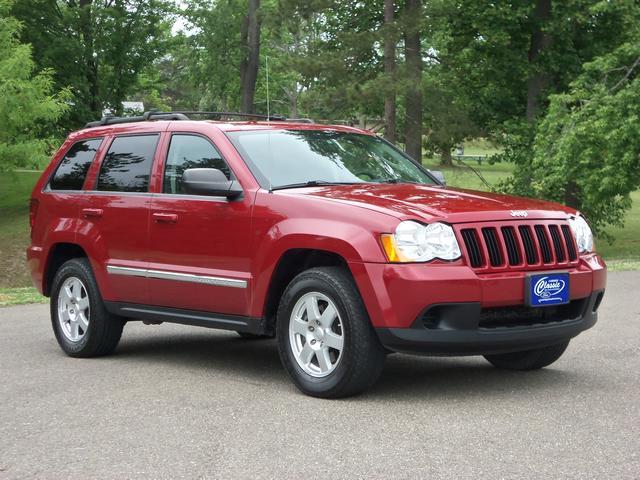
<box><xmin>28</xmin><ymin>112</ymin><xmax>606</xmax><ymax>398</ymax></box>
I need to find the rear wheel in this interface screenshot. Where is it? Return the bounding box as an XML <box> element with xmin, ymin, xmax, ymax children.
<box><xmin>483</xmin><ymin>341</ymin><xmax>570</xmax><ymax>370</ymax></box>
<box><xmin>276</xmin><ymin>267</ymin><xmax>385</xmax><ymax>398</ymax></box>
<box><xmin>51</xmin><ymin>258</ymin><xmax>124</xmax><ymax>357</ymax></box>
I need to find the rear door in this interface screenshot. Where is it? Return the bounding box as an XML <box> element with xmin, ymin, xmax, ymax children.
<box><xmin>83</xmin><ymin>134</ymin><xmax>160</xmax><ymax>304</ymax></box>
<box><xmin>146</xmin><ymin>132</ymin><xmax>252</xmax><ymax>315</ymax></box>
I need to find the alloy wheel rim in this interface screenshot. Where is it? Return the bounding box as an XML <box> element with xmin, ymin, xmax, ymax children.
<box><xmin>57</xmin><ymin>276</ymin><xmax>90</xmax><ymax>342</ymax></box>
<box><xmin>289</xmin><ymin>291</ymin><xmax>344</xmax><ymax>378</ymax></box>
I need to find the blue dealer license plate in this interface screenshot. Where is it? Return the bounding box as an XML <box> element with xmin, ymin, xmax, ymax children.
<box><xmin>526</xmin><ymin>272</ymin><xmax>570</xmax><ymax>307</ymax></box>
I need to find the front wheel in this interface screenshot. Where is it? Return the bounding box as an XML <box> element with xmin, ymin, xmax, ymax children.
<box><xmin>483</xmin><ymin>341</ymin><xmax>570</xmax><ymax>370</ymax></box>
<box><xmin>276</xmin><ymin>267</ymin><xmax>386</xmax><ymax>398</ymax></box>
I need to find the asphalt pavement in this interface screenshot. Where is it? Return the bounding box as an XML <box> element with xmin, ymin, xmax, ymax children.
<box><xmin>1</xmin><ymin>271</ymin><xmax>639</xmax><ymax>479</ymax></box>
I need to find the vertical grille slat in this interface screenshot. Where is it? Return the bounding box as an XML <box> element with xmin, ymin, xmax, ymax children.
<box><xmin>534</xmin><ymin>225</ymin><xmax>553</xmax><ymax>263</ymax></box>
<box><xmin>518</xmin><ymin>225</ymin><xmax>538</xmax><ymax>265</ymax></box>
<box><xmin>461</xmin><ymin>229</ymin><xmax>484</xmax><ymax>268</ymax></box>
<box><xmin>481</xmin><ymin>227</ymin><xmax>504</xmax><ymax>267</ymax></box>
<box><xmin>548</xmin><ymin>225</ymin><xmax>566</xmax><ymax>262</ymax></box>
<box><xmin>501</xmin><ymin>226</ymin><xmax>522</xmax><ymax>265</ymax></box>
<box><xmin>561</xmin><ymin>225</ymin><xmax>578</xmax><ymax>261</ymax></box>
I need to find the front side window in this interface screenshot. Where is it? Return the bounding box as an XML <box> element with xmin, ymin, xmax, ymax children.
<box><xmin>227</xmin><ymin>129</ymin><xmax>436</xmax><ymax>190</ymax></box>
<box><xmin>97</xmin><ymin>135</ymin><xmax>159</xmax><ymax>192</ymax></box>
<box><xmin>163</xmin><ymin>134</ymin><xmax>232</xmax><ymax>194</ymax></box>
<box><xmin>50</xmin><ymin>139</ymin><xmax>103</xmax><ymax>190</ymax></box>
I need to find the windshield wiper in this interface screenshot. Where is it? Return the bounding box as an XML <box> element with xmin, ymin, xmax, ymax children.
<box><xmin>371</xmin><ymin>178</ymin><xmax>420</xmax><ymax>184</ymax></box>
<box><xmin>271</xmin><ymin>180</ymin><xmax>355</xmax><ymax>191</ymax></box>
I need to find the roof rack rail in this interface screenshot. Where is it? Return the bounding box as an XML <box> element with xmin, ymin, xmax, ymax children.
<box><xmin>84</xmin><ymin>111</ymin><xmax>189</xmax><ymax>128</ymax></box>
<box><xmin>84</xmin><ymin>110</ymin><xmax>315</xmax><ymax>128</ymax></box>
<box><xmin>286</xmin><ymin>118</ymin><xmax>315</xmax><ymax>124</ymax></box>
<box><xmin>173</xmin><ymin>111</ymin><xmax>288</xmax><ymax>121</ymax></box>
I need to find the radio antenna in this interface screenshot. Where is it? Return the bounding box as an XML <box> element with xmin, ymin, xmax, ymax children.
<box><xmin>265</xmin><ymin>55</ymin><xmax>270</xmax><ymax>123</ymax></box>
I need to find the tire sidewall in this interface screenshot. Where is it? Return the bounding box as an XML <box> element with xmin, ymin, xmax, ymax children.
<box><xmin>50</xmin><ymin>260</ymin><xmax>100</xmax><ymax>355</ymax></box>
<box><xmin>277</xmin><ymin>274</ymin><xmax>358</xmax><ymax>396</ymax></box>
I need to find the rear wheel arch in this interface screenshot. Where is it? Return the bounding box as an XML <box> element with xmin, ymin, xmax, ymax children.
<box><xmin>43</xmin><ymin>243</ymin><xmax>88</xmax><ymax>297</ymax></box>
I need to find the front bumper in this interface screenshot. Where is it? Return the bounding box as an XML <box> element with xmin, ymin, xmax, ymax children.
<box><xmin>376</xmin><ymin>290</ymin><xmax>603</xmax><ymax>355</ymax></box>
<box><xmin>348</xmin><ymin>253</ymin><xmax>606</xmax><ymax>355</ymax></box>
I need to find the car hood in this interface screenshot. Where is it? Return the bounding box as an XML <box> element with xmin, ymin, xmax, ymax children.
<box><xmin>278</xmin><ymin>184</ymin><xmax>575</xmax><ymax>223</ymax></box>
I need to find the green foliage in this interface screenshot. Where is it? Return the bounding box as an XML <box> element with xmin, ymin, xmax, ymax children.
<box><xmin>0</xmin><ymin>0</ymin><xmax>68</xmax><ymax>171</ymax></box>
<box><xmin>421</xmin><ymin>70</ymin><xmax>482</xmax><ymax>162</ymax></box>
<box><xmin>523</xmin><ymin>39</ymin><xmax>640</xmax><ymax>234</ymax></box>
<box><xmin>12</xmin><ymin>0</ymin><xmax>173</xmax><ymax>128</ymax></box>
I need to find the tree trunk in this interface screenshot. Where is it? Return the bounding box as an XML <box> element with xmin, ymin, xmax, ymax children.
<box><xmin>239</xmin><ymin>0</ymin><xmax>261</xmax><ymax>114</ymax></box>
<box><xmin>403</xmin><ymin>0</ymin><xmax>422</xmax><ymax>161</ymax></box>
<box><xmin>564</xmin><ymin>179</ymin><xmax>580</xmax><ymax>209</ymax></box>
<box><xmin>526</xmin><ymin>0</ymin><xmax>553</xmax><ymax>122</ymax></box>
<box><xmin>439</xmin><ymin>147</ymin><xmax>453</xmax><ymax>167</ymax></box>
<box><xmin>283</xmin><ymin>85</ymin><xmax>299</xmax><ymax>118</ymax></box>
<box><xmin>383</xmin><ymin>0</ymin><xmax>396</xmax><ymax>143</ymax></box>
<box><xmin>289</xmin><ymin>93</ymin><xmax>298</xmax><ymax>119</ymax></box>
<box><xmin>78</xmin><ymin>0</ymin><xmax>99</xmax><ymax>116</ymax></box>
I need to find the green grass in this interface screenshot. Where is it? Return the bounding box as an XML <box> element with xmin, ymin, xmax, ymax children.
<box><xmin>0</xmin><ymin>171</ymin><xmax>41</xmax><ymax>290</ymax></box>
<box><xmin>0</xmin><ymin>287</ymin><xmax>47</xmax><ymax>307</ymax></box>
<box><xmin>423</xmin><ymin>156</ymin><xmax>513</xmax><ymax>191</ymax></box>
<box><xmin>594</xmin><ymin>190</ymin><xmax>640</xmax><ymax>261</ymax></box>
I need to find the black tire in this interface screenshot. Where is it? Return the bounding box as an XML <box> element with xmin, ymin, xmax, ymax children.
<box><xmin>276</xmin><ymin>266</ymin><xmax>386</xmax><ymax>398</ymax></box>
<box><xmin>483</xmin><ymin>340</ymin><xmax>570</xmax><ymax>370</ymax></box>
<box><xmin>236</xmin><ymin>331</ymin><xmax>274</xmax><ymax>340</ymax></box>
<box><xmin>50</xmin><ymin>258</ymin><xmax>124</xmax><ymax>357</ymax></box>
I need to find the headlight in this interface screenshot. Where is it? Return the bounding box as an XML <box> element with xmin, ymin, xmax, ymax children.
<box><xmin>381</xmin><ymin>221</ymin><xmax>461</xmax><ymax>262</ymax></box>
<box><xmin>568</xmin><ymin>215</ymin><xmax>593</xmax><ymax>253</ymax></box>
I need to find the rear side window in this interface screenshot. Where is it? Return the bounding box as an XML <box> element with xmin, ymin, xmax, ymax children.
<box><xmin>50</xmin><ymin>139</ymin><xmax>102</xmax><ymax>190</ymax></box>
<box><xmin>163</xmin><ymin>134</ymin><xmax>232</xmax><ymax>194</ymax></box>
<box><xmin>97</xmin><ymin>135</ymin><xmax>159</xmax><ymax>192</ymax></box>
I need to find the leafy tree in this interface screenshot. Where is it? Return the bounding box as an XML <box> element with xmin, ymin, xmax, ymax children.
<box><xmin>422</xmin><ymin>74</ymin><xmax>481</xmax><ymax>165</ymax></box>
<box><xmin>0</xmin><ymin>0</ymin><xmax>68</xmax><ymax>171</ymax></box>
<box><xmin>12</xmin><ymin>0</ymin><xmax>173</xmax><ymax>128</ymax></box>
<box><xmin>519</xmin><ymin>38</ymin><xmax>640</xmax><ymax>234</ymax></box>
<box><xmin>183</xmin><ymin>0</ymin><xmax>247</xmax><ymax>111</ymax></box>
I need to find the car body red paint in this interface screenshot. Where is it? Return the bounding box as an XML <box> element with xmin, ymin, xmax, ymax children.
<box><xmin>28</xmin><ymin>119</ymin><xmax>606</xmax><ymax>354</ymax></box>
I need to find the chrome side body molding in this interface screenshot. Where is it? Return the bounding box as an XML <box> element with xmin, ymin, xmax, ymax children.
<box><xmin>106</xmin><ymin>265</ymin><xmax>248</xmax><ymax>289</ymax></box>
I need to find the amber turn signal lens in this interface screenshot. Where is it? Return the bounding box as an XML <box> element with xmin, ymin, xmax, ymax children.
<box><xmin>380</xmin><ymin>234</ymin><xmax>401</xmax><ymax>262</ymax></box>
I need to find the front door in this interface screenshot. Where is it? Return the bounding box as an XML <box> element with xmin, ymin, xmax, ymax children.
<box><xmin>147</xmin><ymin>133</ymin><xmax>252</xmax><ymax>315</ymax></box>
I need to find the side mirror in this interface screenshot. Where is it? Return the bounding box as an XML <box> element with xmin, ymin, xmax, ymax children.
<box><xmin>182</xmin><ymin>168</ymin><xmax>243</xmax><ymax>199</ymax></box>
<box><xmin>429</xmin><ymin>169</ymin><xmax>446</xmax><ymax>186</ymax></box>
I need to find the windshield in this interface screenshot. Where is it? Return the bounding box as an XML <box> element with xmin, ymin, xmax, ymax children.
<box><xmin>226</xmin><ymin>129</ymin><xmax>436</xmax><ymax>189</ymax></box>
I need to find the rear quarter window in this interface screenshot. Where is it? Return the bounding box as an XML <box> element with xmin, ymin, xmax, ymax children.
<box><xmin>49</xmin><ymin>139</ymin><xmax>103</xmax><ymax>191</ymax></box>
<box><xmin>97</xmin><ymin>134</ymin><xmax>159</xmax><ymax>192</ymax></box>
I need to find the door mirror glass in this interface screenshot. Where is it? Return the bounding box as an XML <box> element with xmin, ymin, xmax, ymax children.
<box><xmin>182</xmin><ymin>168</ymin><xmax>242</xmax><ymax>199</ymax></box>
<box><xmin>429</xmin><ymin>169</ymin><xmax>446</xmax><ymax>186</ymax></box>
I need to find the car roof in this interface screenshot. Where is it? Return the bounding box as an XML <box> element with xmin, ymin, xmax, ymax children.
<box><xmin>71</xmin><ymin>120</ymin><xmax>374</xmax><ymax>140</ymax></box>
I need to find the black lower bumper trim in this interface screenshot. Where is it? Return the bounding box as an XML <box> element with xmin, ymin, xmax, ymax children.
<box><xmin>376</xmin><ymin>290</ymin><xmax>603</xmax><ymax>356</ymax></box>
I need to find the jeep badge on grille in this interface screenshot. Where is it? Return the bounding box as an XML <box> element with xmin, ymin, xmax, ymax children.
<box><xmin>510</xmin><ymin>210</ymin><xmax>528</xmax><ymax>217</ymax></box>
